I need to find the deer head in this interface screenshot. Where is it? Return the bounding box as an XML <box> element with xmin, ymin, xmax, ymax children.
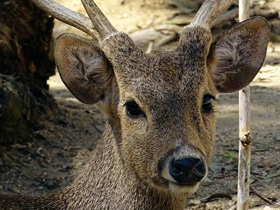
<box><xmin>31</xmin><ymin>0</ymin><xmax>269</xmax><ymax>196</ymax></box>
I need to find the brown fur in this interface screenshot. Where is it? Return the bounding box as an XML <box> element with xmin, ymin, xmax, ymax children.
<box><xmin>0</xmin><ymin>17</ymin><xmax>269</xmax><ymax>210</ymax></box>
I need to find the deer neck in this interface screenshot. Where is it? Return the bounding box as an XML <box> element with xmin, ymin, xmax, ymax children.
<box><xmin>58</xmin><ymin>123</ymin><xmax>186</xmax><ymax>210</ymax></box>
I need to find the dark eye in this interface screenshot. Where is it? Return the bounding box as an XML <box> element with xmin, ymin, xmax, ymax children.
<box><xmin>202</xmin><ymin>94</ymin><xmax>215</xmax><ymax>113</ymax></box>
<box><xmin>125</xmin><ymin>101</ymin><xmax>145</xmax><ymax>118</ymax></box>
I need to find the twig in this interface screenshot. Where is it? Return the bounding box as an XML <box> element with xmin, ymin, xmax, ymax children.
<box><xmin>213</xmin><ymin>8</ymin><xmax>238</xmax><ymax>28</ymax></box>
<box><xmin>199</xmin><ymin>193</ymin><xmax>232</xmax><ymax>202</ymax></box>
<box><xmin>213</xmin><ymin>8</ymin><xmax>278</xmax><ymax>28</ymax></box>
<box><xmin>250</xmin><ymin>187</ymin><xmax>273</xmax><ymax>205</ymax></box>
<box><xmin>153</xmin><ymin>33</ymin><xmax>177</xmax><ymax>49</ymax></box>
<box><xmin>228</xmin><ymin>201</ymin><xmax>237</xmax><ymax>210</ymax></box>
<box><xmin>93</xmin><ymin>124</ymin><xmax>104</xmax><ymax>133</ymax></box>
<box><xmin>260</xmin><ymin>172</ymin><xmax>280</xmax><ymax>179</ymax></box>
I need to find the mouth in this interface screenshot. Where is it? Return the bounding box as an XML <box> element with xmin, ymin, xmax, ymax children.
<box><xmin>169</xmin><ymin>180</ymin><xmax>198</xmax><ymax>187</ymax></box>
<box><xmin>151</xmin><ymin>175</ymin><xmax>199</xmax><ymax>190</ymax></box>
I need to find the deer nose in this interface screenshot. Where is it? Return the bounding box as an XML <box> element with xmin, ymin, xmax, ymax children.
<box><xmin>169</xmin><ymin>157</ymin><xmax>206</xmax><ymax>185</ymax></box>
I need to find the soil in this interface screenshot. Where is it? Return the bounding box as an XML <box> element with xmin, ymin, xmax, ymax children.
<box><xmin>1</xmin><ymin>0</ymin><xmax>280</xmax><ymax>209</ymax></box>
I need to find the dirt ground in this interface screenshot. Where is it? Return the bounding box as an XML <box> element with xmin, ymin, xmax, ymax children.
<box><xmin>1</xmin><ymin>0</ymin><xmax>280</xmax><ymax>209</ymax></box>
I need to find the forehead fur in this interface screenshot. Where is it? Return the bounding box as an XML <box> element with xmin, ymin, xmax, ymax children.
<box><xmin>100</xmin><ymin>27</ymin><xmax>213</xmax><ymax>99</ymax></box>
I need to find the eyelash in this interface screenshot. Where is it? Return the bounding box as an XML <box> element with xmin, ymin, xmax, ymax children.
<box><xmin>124</xmin><ymin>101</ymin><xmax>145</xmax><ymax>118</ymax></box>
<box><xmin>202</xmin><ymin>94</ymin><xmax>216</xmax><ymax>113</ymax></box>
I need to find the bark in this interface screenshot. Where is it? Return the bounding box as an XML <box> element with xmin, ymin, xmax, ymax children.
<box><xmin>0</xmin><ymin>0</ymin><xmax>56</xmax><ymax>144</ymax></box>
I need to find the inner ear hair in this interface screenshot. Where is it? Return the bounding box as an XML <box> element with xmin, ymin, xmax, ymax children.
<box><xmin>55</xmin><ymin>33</ymin><xmax>113</xmax><ymax>104</ymax></box>
<box><xmin>208</xmin><ymin>16</ymin><xmax>270</xmax><ymax>93</ymax></box>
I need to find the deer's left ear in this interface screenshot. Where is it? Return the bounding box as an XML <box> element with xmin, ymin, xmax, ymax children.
<box><xmin>208</xmin><ymin>16</ymin><xmax>270</xmax><ymax>93</ymax></box>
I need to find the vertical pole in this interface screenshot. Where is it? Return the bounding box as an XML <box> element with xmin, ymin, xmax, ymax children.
<box><xmin>238</xmin><ymin>0</ymin><xmax>251</xmax><ymax>209</ymax></box>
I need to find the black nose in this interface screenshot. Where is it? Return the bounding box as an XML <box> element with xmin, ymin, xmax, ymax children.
<box><xmin>169</xmin><ymin>157</ymin><xmax>206</xmax><ymax>185</ymax></box>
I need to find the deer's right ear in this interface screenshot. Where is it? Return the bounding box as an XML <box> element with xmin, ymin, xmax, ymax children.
<box><xmin>55</xmin><ymin>34</ymin><xmax>112</xmax><ymax>104</ymax></box>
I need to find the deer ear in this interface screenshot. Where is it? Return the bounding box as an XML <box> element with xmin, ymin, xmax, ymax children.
<box><xmin>209</xmin><ymin>17</ymin><xmax>270</xmax><ymax>93</ymax></box>
<box><xmin>55</xmin><ymin>34</ymin><xmax>112</xmax><ymax>104</ymax></box>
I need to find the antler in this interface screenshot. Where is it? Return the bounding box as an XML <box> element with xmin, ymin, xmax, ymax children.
<box><xmin>190</xmin><ymin>0</ymin><xmax>235</xmax><ymax>28</ymax></box>
<box><xmin>30</xmin><ymin>0</ymin><xmax>234</xmax><ymax>42</ymax></box>
<box><xmin>29</xmin><ymin>0</ymin><xmax>117</xmax><ymax>41</ymax></box>
<box><xmin>81</xmin><ymin>0</ymin><xmax>117</xmax><ymax>41</ymax></box>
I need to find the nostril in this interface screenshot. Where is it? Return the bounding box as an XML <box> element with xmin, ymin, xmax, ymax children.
<box><xmin>195</xmin><ymin>161</ymin><xmax>206</xmax><ymax>177</ymax></box>
<box><xmin>169</xmin><ymin>157</ymin><xmax>206</xmax><ymax>185</ymax></box>
<box><xmin>172</xmin><ymin>158</ymin><xmax>201</xmax><ymax>174</ymax></box>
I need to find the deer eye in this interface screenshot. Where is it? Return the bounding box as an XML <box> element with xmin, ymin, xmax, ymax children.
<box><xmin>202</xmin><ymin>94</ymin><xmax>215</xmax><ymax>113</ymax></box>
<box><xmin>125</xmin><ymin>101</ymin><xmax>145</xmax><ymax>118</ymax></box>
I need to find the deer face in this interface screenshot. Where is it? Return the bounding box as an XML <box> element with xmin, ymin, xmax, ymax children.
<box><xmin>55</xmin><ymin>17</ymin><xmax>269</xmax><ymax>195</ymax></box>
<box><xmin>115</xmin><ymin>53</ymin><xmax>217</xmax><ymax>194</ymax></box>
<box><xmin>98</xmin><ymin>28</ymin><xmax>216</xmax><ymax>194</ymax></box>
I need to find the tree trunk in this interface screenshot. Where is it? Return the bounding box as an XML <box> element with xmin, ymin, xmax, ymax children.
<box><xmin>0</xmin><ymin>0</ymin><xmax>56</xmax><ymax>144</ymax></box>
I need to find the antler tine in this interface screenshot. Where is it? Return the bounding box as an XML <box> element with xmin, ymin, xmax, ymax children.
<box><xmin>190</xmin><ymin>0</ymin><xmax>234</xmax><ymax>28</ymax></box>
<box><xmin>29</xmin><ymin>0</ymin><xmax>99</xmax><ymax>39</ymax></box>
<box><xmin>81</xmin><ymin>0</ymin><xmax>118</xmax><ymax>41</ymax></box>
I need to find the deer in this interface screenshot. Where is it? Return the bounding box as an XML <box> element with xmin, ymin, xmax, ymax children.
<box><xmin>0</xmin><ymin>0</ymin><xmax>270</xmax><ymax>209</ymax></box>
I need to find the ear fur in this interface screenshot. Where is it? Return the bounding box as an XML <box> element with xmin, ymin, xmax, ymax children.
<box><xmin>209</xmin><ymin>16</ymin><xmax>270</xmax><ymax>93</ymax></box>
<box><xmin>55</xmin><ymin>34</ymin><xmax>112</xmax><ymax>104</ymax></box>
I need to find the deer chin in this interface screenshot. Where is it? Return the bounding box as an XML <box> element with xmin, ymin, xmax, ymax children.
<box><xmin>150</xmin><ymin>175</ymin><xmax>200</xmax><ymax>195</ymax></box>
<box><xmin>168</xmin><ymin>181</ymin><xmax>200</xmax><ymax>194</ymax></box>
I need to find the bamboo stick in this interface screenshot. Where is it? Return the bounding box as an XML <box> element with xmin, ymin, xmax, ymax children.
<box><xmin>237</xmin><ymin>0</ymin><xmax>251</xmax><ymax>209</ymax></box>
